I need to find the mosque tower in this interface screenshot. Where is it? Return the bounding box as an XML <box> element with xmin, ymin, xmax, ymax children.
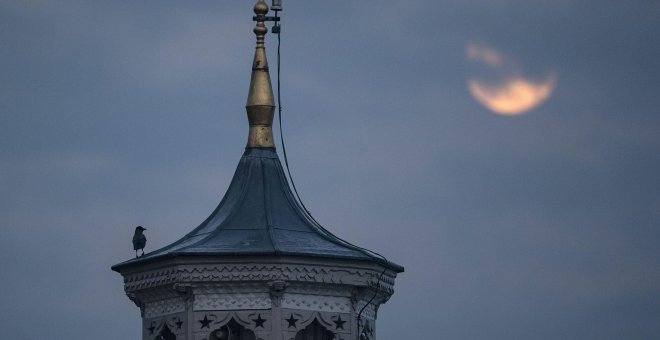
<box><xmin>111</xmin><ymin>2</ymin><xmax>403</xmax><ymax>339</ymax></box>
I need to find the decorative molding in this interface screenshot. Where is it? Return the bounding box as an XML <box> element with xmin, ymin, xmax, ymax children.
<box><xmin>118</xmin><ymin>258</ymin><xmax>399</xmax><ymax>339</ymax></box>
<box><xmin>194</xmin><ymin>293</ymin><xmax>271</xmax><ymax>311</ymax></box>
<box><xmin>123</xmin><ymin>262</ymin><xmax>395</xmax><ymax>296</ymax></box>
<box><xmin>144</xmin><ymin>297</ymin><xmax>185</xmax><ymax>318</ymax></box>
<box><xmin>282</xmin><ymin>293</ymin><xmax>351</xmax><ymax>313</ymax></box>
<box><xmin>268</xmin><ymin>280</ymin><xmax>287</xmax><ymax>307</ymax></box>
<box><xmin>286</xmin><ymin>282</ymin><xmax>351</xmax><ymax>297</ymax></box>
<box><xmin>358</xmin><ymin>318</ymin><xmax>376</xmax><ymax>340</ymax></box>
<box><xmin>126</xmin><ymin>292</ymin><xmax>145</xmax><ymax>317</ymax></box>
<box><xmin>356</xmin><ymin>300</ymin><xmax>377</xmax><ymax>321</ymax></box>
<box><xmin>124</xmin><ymin>267</ymin><xmax>178</xmax><ymax>291</ymax></box>
<box><xmin>193</xmin><ymin>281</ymin><xmax>267</xmax><ymax>295</ymax></box>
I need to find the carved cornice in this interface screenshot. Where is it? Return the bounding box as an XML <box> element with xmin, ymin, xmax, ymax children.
<box><xmin>282</xmin><ymin>293</ymin><xmax>351</xmax><ymax>313</ymax></box>
<box><xmin>121</xmin><ymin>258</ymin><xmax>396</xmax><ymax>297</ymax></box>
<box><xmin>144</xmin><ymin>297</ymin><xmax>185</xmax><ymax>318</ymax></box>
<box><xmin>194</xmin><ymin>292</ymin><xmax>271</xmax><ymax>311</ymax></box>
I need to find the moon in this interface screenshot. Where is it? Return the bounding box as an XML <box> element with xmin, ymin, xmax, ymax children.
<box><xmin>465</xmin><ymin>42</ymin><xmax>557</xmax><ymax>116</ymax></box>
<box><xmin>468</xmin><ymin>75</ymin><xmax>557</xmax><ymax>116</ymax></box>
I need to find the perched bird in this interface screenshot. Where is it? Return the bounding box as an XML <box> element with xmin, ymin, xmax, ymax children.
<box><xmin>132</xmin><ymin>226</ymin><xmax>147</xmax><ymax>258</ymax></box>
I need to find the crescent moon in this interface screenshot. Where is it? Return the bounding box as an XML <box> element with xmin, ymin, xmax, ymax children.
<box><xmin>467</xmin><ymin>74</ymin><xmax>557</xmax><ymax>116</ymax></box>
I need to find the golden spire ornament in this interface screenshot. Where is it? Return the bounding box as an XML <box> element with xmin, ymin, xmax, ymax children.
<box><xmin>246</xmin><ymin>0</ymin><xmax>276</xmax><ymax>148</ymax></box>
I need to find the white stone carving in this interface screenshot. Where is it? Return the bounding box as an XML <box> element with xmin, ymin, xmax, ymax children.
<box><xmin>143</xmin><ymin>313</ymin><xmax>186</xmax><ymax>339</ymax></box>
<box><xmin>281</xmin><ymin>293</ymin><xmax>351</xmax><ymax>313</ymax></box>
<box><xmin>122</xmin><ymin>259</ymin><xmax>395</xmax><ymax>295</ymax></box>
<box><xmin>144</xmin><ymin>296</ymin><xmax>185</xmax><ymax>318</ymax></box>
<box><xmin>117</xmin><ymin>257</ymin><xmax>398</xmax><ymax>340</ymax></box>
<box><xmin>194</xmin><ymin>293</ymin><xmax>271</xmax><ymax>311</ymax></box>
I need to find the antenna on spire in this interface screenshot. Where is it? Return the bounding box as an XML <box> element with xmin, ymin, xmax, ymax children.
<box><xmin>271</xmin><ymin>0</ymin><xmax>282</xmax><ymax>11</ymax></box>
<box><xmin>271</xmin><ymin>0</ymin><xmax>282</xmax><ymax>33</ymax></box>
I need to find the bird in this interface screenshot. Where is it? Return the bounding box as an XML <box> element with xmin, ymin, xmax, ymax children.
<box><xmin>132</xmin><ymin>226</ymin><xmax>147</xmax><ymax>258</ymax></box>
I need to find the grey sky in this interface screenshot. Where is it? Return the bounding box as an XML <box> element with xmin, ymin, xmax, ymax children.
<box><xmin>1</xmin><ymin>0</ymin><xmax>659</xmax><ymax>339</ymax></box>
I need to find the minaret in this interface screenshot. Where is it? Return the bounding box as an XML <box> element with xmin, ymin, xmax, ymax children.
<box><xmin>112</xmin><ymin>2</ymin><xmax>403</xmax><ymax>340</ymax></box>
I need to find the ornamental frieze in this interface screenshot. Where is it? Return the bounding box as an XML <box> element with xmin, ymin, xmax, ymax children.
<box><xmin>194</xmin><ymin>293</ymin><xmax>271</xmax><ymax>311</ymax></box>
<box><xmin>123</xmin><ymin>262</ymin><xmax>395</xmax><ymax>295</ymax></box>
<box><xmin>144</xmin><ymin>296</ymin><xmax>185</xmax><ymax>318</ymax></box>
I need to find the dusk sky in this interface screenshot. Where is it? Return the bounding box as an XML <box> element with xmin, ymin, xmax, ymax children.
<box><xmin>1</xmin><ymin>1</ymin><xmax>660</xmax><ymax>339</ymax></box>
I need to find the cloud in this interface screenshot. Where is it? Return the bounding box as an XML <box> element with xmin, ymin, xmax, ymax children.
<box><xmin>466</xmin><ymin>42</ymin><xmax>504</xmax><ymax>67</ymax></box>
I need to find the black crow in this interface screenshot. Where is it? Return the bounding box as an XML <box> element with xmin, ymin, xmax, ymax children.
<box><xmin>132</xmin><ymin>226</ymin><xmax>147</xmax><ymax>257</ymax></box>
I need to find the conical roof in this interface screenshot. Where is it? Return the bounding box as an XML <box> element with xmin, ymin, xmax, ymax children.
<box><xmin>112</xmin><ymin>147</ymin><xmax>402</xmax><ymax>272</ymax></box>
<box><xmin>112</xmin><ymin>1</ymin><xmax>402</xmax><ymax>273</ymax></box>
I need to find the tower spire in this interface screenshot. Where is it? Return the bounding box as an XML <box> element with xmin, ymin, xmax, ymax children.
<box><xmin>246</xmin><ymin>0</ymin><xmax>276</xmax><ymax>148</ymax></box>
<box><xmin>113</xmin><ymin>4</ymin><xmax>403</xmax><ymax>339</ymax></box>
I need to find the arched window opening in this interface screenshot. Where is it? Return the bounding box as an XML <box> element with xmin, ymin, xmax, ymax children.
<box><xmin>295</xmin><ymin>319</ymin><xmax>336</xmax><ymax>340</ymax></box>
<box><xmin>208</xmin><ymin>318</ymin><xmax>256</xmax><ymax>340</ymax></box>
<box><xmin>153</xmin><ymin>323</ymin><xmax>176</xmax><ymax>340</ymax></box>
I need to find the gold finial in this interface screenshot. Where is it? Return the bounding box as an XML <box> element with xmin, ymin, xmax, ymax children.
<box><xmin>245</xmin><ymin>0</ymin><xmax>276</xmax><ymax>148</ymax></box>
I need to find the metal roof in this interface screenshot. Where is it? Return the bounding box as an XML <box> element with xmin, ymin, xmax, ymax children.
<box><xmin>112</xmin><ymin>4</ymin><xmax>402</xmax><ymax>274</ymax></box>
<box><xmin>112</xmin><ymin>148</ymin><xmax>404</xmax><ymax>272</ymax></box>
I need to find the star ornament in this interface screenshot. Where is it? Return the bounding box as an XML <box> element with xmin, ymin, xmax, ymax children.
<box><xmin>333</xmin><ymin>315</ymin><xmax>346</xmax><ymax>330</ymax></box>
<box><xmin>252</xmin><ymin>314</ymin><xmax>267</xmax><ymax>328</ymax></box>
<box><xmin>286</xmin><ymin>314</ymin><xmax>299</xmax><ymax>328</ymax></box>
<box><xmin>199</xmin><ymin>315</ymin><xmax>213</xmax><ymax>329</ymax></box>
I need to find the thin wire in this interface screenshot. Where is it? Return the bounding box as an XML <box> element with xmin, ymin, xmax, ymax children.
<box><xmin>275</xmin><ymin>29</ymin><xmax>389</xmax><ymax>262</ymax></box>
<box><xmin>273</xmin><ymin>18</ymin><xmax>388</xmax><ymax>340</ymax></box>
<box><xmin>357</xmin><ymin>266</ymin><xmax>387</xmax><ymax>331</ymax></box>
<box><xmin>275</xmin><ymin>24</ymin><xmax>309</xmax><ymax>221</ymax></box>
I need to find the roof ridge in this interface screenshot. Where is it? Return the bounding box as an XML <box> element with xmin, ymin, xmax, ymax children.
<box><xmin>261</xmin><ymin>156</ymin><xmax>279</xmax><ymax>254</ymax></box>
